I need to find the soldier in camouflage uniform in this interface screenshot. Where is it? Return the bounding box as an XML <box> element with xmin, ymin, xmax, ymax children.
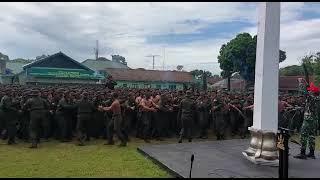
<box><xmin>0</xmin><ymin>91</ymin><xmax>19</xmax><ymax>145</ymax></box>
<box><xmin>212</xmin><ymin>97</ymin><xmax>228</xmax><ymax>140</ymax></box>
<box><xmin>124</xmin><ymin>93</ymin><xmax>136</xmax><ymax>139</ymax></box>
<box><xmin>23</xmin><ymin>90</ymin><xmax>49</xmax><ymax>148</ymax></box>
<box><xmin>294</xmin><ymin>80</ymin><xmax>319</xmax><ymax>159</ymax></box>
<box><xmin>74</xmin><ymin>92</ymin><xmax>95</xmax><ymax>146</ymax></box>
<box><xmin>56</xmin><ymin>91</ymin><xmax>74</xmax><ymax>142</ymax></box>
<box><xmin>229</xmin><ymin>96</ymin><xmax>241</xmax><ymax>137</ymax></box>
<box><xmin>196</xmin><ymin>93</ymin><xmax>210</xmax><ymax>139</ymax></box>
<box><xmin>177</xmin><ymin>90</ymin><xmax>195</xmax><ymax>143</ymax></box>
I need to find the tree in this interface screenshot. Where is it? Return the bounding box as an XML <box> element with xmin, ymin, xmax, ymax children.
<box><xmin>218</xmin><ymin>44</ymin><xmax>234</xmax><ymax>91</ymax></box>
<box><xmin>202</xmin><ymin>71</ymin><xmax>207</xmax><ymax>91</ymax></box>
<box><xmin>112</xmin><ymin>55</ymin><xmax>127</xmax><ymax>65</ymax></box>
<box><xmin>301</xmin><ymin>55</ymin><xmax>316</xmax><ymax>76</ymax></box>
<box><xmin>0</xmin><ymin>52</ymin><xmax>9</xmax><ymax>61</ymax></box>
<box><xmin>96</xmin><ymin>57</ymin><xmax>111</xmax><ymax>62</ymax></box>
<box><xmin>176</xmin><ymin>65</ymin><xmax>183</xmax><ymax>71</ymax></box>
<box><xmin>212</xmin><ymin>74</ymin><xmax>221</xmax><ymax>79</ymax></box>
<box><xmin>311</xmin><ymin>52</ymin><xmax>320</xmax><ymax>85</ymax></box>
<box><xmin>279</xmin><ymin>65</ymin><xmax>304</xmax><ymax>76</ymax></box>
<box><xmin>35</xmin><ymin>54</ymin><xmax>49</xmax><ymax>60</ymax></box>
<box><xmin>190</xmin><ymin>69</ymin><xmax>212</xmax><ymax>79</ymax></box>
<box><xmin>217</xmin><ymin>33</ymin><xmax>287</xmax><ymax>90</ymax></box>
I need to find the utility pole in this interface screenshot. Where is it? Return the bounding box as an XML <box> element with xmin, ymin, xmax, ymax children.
<box><xmin>94</xmin><ymin>40</ymin><xmax>99</xmax><ymax>60</ymax></box>
<box><xmin>146</xmin><ymin>54</ymin><xmax>160</xmax><ymax>70</ymax></box>
<box><xmin>163</xmin><ymin>47</ymin><xmax>165</xmax><ymax>70</ymax></box>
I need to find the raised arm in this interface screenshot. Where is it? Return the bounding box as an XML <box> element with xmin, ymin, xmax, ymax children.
<box><xmin>140</xmin><ymin>100</ymin><xmax>155</xmax><ymax>112</ymax></box>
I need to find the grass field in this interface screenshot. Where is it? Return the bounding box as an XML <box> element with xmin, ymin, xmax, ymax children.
<box><xmin>0</xmin><ymin>138</ymin><xmax>174</xmax><ymax>178</ymax></box>
<box><xmin>0</xmin><ymin>135</ymin><xmax>319</xmax><ymax>178</ymax></box>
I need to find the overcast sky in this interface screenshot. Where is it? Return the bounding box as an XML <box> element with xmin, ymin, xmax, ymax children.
<box><xmin>0</xmin><ymin>2</ymin><xmax>319</xmax><ymax>75</ymax></box>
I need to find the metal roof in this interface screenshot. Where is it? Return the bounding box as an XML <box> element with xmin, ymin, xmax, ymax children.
<box><xmin>23</xmin><ymin>52</ymin><xmax>94</xmax><ymax>72</ymax></box>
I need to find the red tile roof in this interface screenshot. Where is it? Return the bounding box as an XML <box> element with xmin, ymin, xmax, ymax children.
<box><xmin>213</xmin><ymin>76</ymin><xmax>318</xmax><ymax>91</ymax></box>
<box><xmin>207</xmin><ymin>76</ymin><xmax>222</xmax><ymax>85</ymax></box>
<box><xmin>104</xmin><ymin>68</ymin><xmax>194</xmax><ymax>83</ymax></box>
<box><xmin>279</xmin><ymin>76</ymin><xmax>316</xmax><ymax>90</ymax></box>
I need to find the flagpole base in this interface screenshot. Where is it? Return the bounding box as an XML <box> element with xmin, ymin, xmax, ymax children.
<box><xmin>242</xmin><ymin>127</ymin><xmax>279</xmax><ymax>167</ymax></box>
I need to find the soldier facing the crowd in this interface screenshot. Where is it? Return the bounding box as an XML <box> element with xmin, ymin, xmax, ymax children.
<box><xmin>23</xmin><ymin>90</ymin><xmax>49</xmax><ymax>148</ymax></box>
<box><xmin>177</xmin><ymin>90</ymin><xmax>195</xmax><ymax>143</ymax></box>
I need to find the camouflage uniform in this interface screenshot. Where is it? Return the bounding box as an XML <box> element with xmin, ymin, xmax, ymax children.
<box><xmin>300</xmin><ymin>108</ymin><xmax>317</xmax><ymax>151</ymax></box>
<box><xmin>24</xmin><ymin>91</ymin><xmax>49</xmax><ymax>148</ymax></box>
<box><xmin>294</xmin><ymin>96</ymin><xmax>319</xmax><ymax>159</ymax></box>
<box><xmin>294</xmin><ymin>82</ymin><xmax>319</xmax><ymax>159</ymax></box>
<box><xmin>196</xmin><ymin>98</ymin><xmax>210</xmax><ymax>139</ymax></box>
<box><xmin>178</xmin><ymin>91</ymin><xmax>195</xmax><ymax>143</ymax></box>
<box><xmin>1</xmin><ymin>95</ymin><xmax>19</xmax><ymax>144</ymax></box>
<box><xmin>75</xmin><ymin>95</ymin><xmax>95</xmax><ymax>146</ymax></box>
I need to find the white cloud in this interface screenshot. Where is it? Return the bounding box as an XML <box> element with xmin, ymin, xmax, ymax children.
<box><xmin>0</xmin><ymin>2</ymin><xmax>319</xmax><ymax>75</ymax></box>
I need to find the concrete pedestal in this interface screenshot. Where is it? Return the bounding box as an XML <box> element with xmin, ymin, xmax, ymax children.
<box><xmin>243</xmin><ymin>128</ymin><xmax>279</xmax><ymax>167</ymax></box>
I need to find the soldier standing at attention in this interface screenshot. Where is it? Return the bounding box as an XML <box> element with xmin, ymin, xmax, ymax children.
<box><xmin>177</xmin><ymin>90</ymin><xmax>195</xmax><ymax>143</ymax></box>
<box><xmin>124</xmin><ymin>93</ymin><xmax>136</xmax><ymax>139</ymax></box>
<box><xmin>23</xmin><ymin>90</ymin><xmax>49</xmax><ymax>148</ymax></box>
<box><xmin>56</xmin><ymin>91</ymin><xmax>73</xmax><ymax>142</ymax></box>
<box><xmin>212</xmin><ymin>97</ymin><xmax>230</xmax><ymax>140</ymax></box>
<box><xmin>229</xmin><ymin>96</ymin><xmax>240</xmax><ymax>137</ymax></box>
<box><xmin>99</xmin><ymin>92</ymin><xmax>127</xmax><ymax>147</ymax></box>
<box><xmin>196</xmin><ymin>92</ymin><xmax>210</xmax><ymax>139</ymax></box>
<box><xmin>135</xmin><ymin>94</ymin><xmax>143</xmax><ymax>138</ymax></box>
<box><xmin>294</xmin><ymin>82</ymin><xmax>319</xmax><ymax>159</ymax></box>
<box><xmin>1</xmin><ymin>91</ymin><xmax>19</xmax><ymax>145</ymax></box>
<box><xmin>74</xmin><ymin>92</ymin><xmax>95</xmax><ymax>146</ymax></box>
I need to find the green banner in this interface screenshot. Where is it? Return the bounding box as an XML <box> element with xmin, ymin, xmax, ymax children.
<box><xmin>27</xmin><ymin>67</ymin><xmax>104</xmax><ymax>79</ymax></box>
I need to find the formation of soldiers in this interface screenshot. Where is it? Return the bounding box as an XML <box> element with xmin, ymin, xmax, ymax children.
<box><xmin>0</xmin><ymin>84</ymin><xmax>315</xmax><ymax>148</ymax></box>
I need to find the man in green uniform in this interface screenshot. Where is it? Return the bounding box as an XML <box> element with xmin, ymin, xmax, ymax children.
<box><xmin>1</xmin><ymin>91</ymin><xmax>19</xmax><ymax>145</ymax></box>
<box><xmin>212</xmin><ymin>97</ymin><xmax>228</xmax><ymax>140</ymax></box>
<box><xmin>74</xmin><ymin>92</ymin><xmax>95</xmax><ymax>146</ymax></box>
<box><xmin>56</xmin><ymin>91</ymin><xmax>74</xmax><ymax>142</ymax></box>
<box><xmin>177</xmin><ymin>90</ymin><xmax>195</xmax><ymax>143</ymax></box>
<box><xmin>124</xmin><ymin>93</ymin><xmax>136</xmax><ymax>140</ymax></box>
<box><xmin>23</xmin><ymin>90</ymin><xmax>49</xmax><ymax>148</ymax></box>
<box><xmin>294</xmin><ymin>82</ymin><xmax>319</xmax><ymax>159</ymax></box>
<box><xmin>196</xmin><ymin>93</ymin><xmax>210</xmax><ymax>139</ymax></box>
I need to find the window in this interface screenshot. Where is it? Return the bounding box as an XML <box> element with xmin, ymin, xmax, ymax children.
<box><xmin>156</xmin><ymin>84</ymin><xmax>161</xmax><ymax>89</ymax></box>
<box><xmin>133</xmin><ymin>84</ymin><xmax>138</xmax><ymax>88</ymax></box>
<box><xmin>144</xmin><ymin>84</ymin><xmax>151</xmax><ymax>88</ymax></box>
<box><xmin>123</xmin><ymin>84</ymin><xmax>127</xmax><ymax>88</ymax></box>
<box><xmin>169</xmin><ymin>85</ymin><xmax>176</xmax><ymax>90</ymax></box>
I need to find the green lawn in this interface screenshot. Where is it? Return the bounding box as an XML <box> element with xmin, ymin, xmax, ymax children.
<box><xmin>0</xmin><ymin>138</ymin><xmax>174</xmax><ymax>178</ymax></box>
<box><xmin>1</xmin><ymin>135</ymin><xmax>319</xmax><ymax>178</ymax></box>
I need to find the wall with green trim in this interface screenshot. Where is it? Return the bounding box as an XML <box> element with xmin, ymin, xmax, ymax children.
<box><xmin>17</xmin><ymin>72</ymin><xmax>100</xmax><ymax>85</ymax></box>
<box><xmin>114</xmin><ymin>80</ymin><xmax>190</xmax><ymax>90</ymax></box>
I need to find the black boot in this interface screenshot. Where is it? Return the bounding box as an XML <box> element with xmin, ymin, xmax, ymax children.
<box><xmin>307</xmin><ymin>148</ymin><xmax>316</xmax><ymax>159</ymax></box>
<box><xmin>77</xmin><ymin>142</ymin><xmax>85</xmax><ymax>146</ymax></box>
<box><xmin>118</xmin><ymin>142</ymin><xmax>127</xmax><ymax>147</ymax></box>
<box><xmin>7</xmin><ymin>140</ymin><xmax>17</xmax><ymax>145</ymax></box>
<box><xmin>104</xmin><ymin>141</ymin><xmax>115</xmax><ymax>145</ymax></box>
<box><xmin>29</xmin><ymin>143</ymin><xmax>37</xmax><ymax>148</ymax></box>
<box><xmin>294</xmin><ymin>149</ymin><xmax>307</xmax><ymax>159</ymax></box>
